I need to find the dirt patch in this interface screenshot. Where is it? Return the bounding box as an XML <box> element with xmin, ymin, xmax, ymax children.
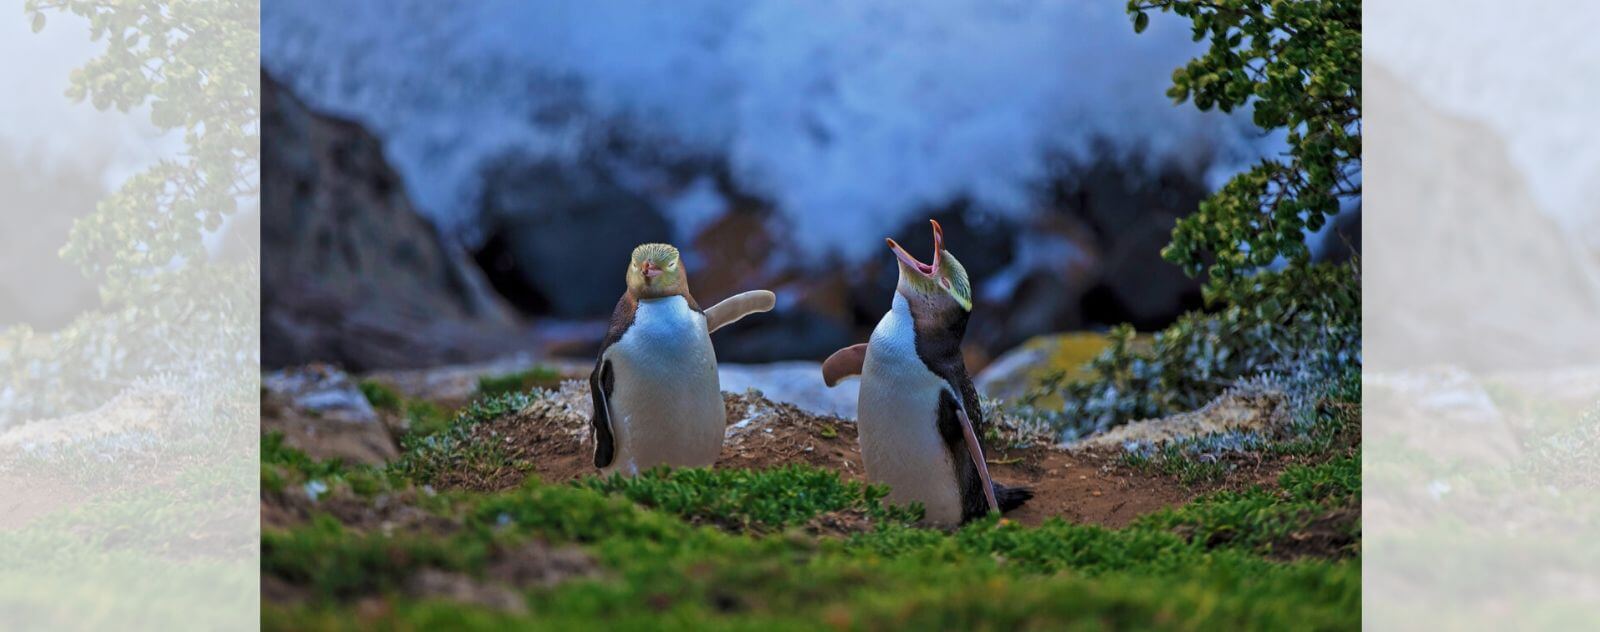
<box><xmin>407</xmin><ymin>569</ymin><xmax>529</xmax><ymax>613</ymax></box>
<box><xmin>262</xmin><ymin>574</ymin><xmax>312</xmax><ymax>605</ymax></box>
<box><xmin>986</xmin><ymin>446</ymin><xmax>1201</xmax><ymax>528</ymax></box>
<box><xmin>487</xmin><ymin>540</ymin><xmax>602</xmax><ymax>587</ymax></box>
<box><xmin>717</xmin><ymin>390</ymin><xmax>863</xmax><ymax>478</ymax></box>
<box><xmin>431</xmin><ymin>383</ymin><xmax>868</xmax><ymax>489</ymax></box>
<box><xmin>1271</xmin><ymin>507</ymin><xmax>1361</xmax><ymax>560</ymax></box>
<box><xmin>262</xmin><ymin>488</ymin><xmax>456</xmax><ymax>535</ymax></box>
<box><xmin>804</xmin><ymin>509</ymin><xmax>874</xmax><ymax>536</ymax></box>
<box><xmin>0</xmin><ymin>471</ymin><xmax>95</xmax><ymax>531</ymax></box>
<box><xmin>423</xmin><ymin>380</ymin><xmax>1223</xmax><ymax>528</ymax></box>
<box><xmin>426</xmin><ymin>381</ymin><xmax>596</xmax><ymax>491</ymax></box>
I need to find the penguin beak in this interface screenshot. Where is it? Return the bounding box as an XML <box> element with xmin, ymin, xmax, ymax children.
<box><xmin>886</xmin><ymin>219</ymin><xmax>944</xmax><ymax>279</ymax></box>
<box><xmin>640</xmin><ymin>261</ymin><xmax>662</xmax><ymax>282</ymax></box>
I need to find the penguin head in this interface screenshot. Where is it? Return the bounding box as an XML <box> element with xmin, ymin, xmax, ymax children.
<box><xmin>626</xmin><ymin>243</ymin><xmax>688</xmax><ymax>300</ymax></box>
<box><xmin>886</xmin><ymin>219</ymin><xmax>973</xmax><ymax>312</ymax></box>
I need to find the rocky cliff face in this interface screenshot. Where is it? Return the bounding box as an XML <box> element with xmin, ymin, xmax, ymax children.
<box><xmin>262</xmin><ymin>72</ymin><xmax>527</xmax><ymax>371</ymax></box>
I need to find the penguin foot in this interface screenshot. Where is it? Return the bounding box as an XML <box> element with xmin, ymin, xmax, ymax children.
<box><xmin>994</xmin><ymin>483</ymin><xmax>1034</xmax><ymax>513</ymax></box>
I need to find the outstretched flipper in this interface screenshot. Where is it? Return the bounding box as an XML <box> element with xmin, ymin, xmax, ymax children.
<box><xmin>704</xmin><ymin>290</ymin><xmax>776</xmax><ymax>333</ymax></box>
<box><xmin>822</xmin><ymin>343</ymin><xmax>869</xmax><ymax>387</ymax></box>
<box><xmin>589</xmin><ymin>357</ymin><xmax>616</xmax><ymax>468</ymax></box>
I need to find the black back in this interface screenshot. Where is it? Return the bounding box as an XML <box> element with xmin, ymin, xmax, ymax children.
<box><xmin>589</xmin><ymin>294</ymin><xmax>637</xmax><ymax>468</ymax></box>
<box><xmin>901</xmin><ymin>291</ymin><xmax>997</xmax><ymax>523</ymax></box>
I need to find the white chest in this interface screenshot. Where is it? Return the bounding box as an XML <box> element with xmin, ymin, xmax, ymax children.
<box><xmin>856</xmin><ymin>295</ymin><xmax>962</xmax><ymax>526</ymax></box>
<box><xmin>604</xmin><ymin>296</ymin><xmax>725</xmax><ymax>474</ymax></box>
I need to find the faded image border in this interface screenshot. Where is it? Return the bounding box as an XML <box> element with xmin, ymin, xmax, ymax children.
<box><xmin>1</xmin><ymin>0</ymin><xmax>259</xmax><ymax>629</ymax></box>
<box><xmin>1364</xmin><ymin>3</ymin><xmax>1600</xmax><ymax>629</ymax></box>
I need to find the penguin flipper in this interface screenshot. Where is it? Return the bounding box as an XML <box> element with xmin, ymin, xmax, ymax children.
<box><xmin>954</xmin><ymin>402</ymin><xmax>1000</xmax><ymax>513</ymax></box>
<box><xmin>589</xmin><ymin>358</ymin><xmax>616</xmax><ymax>469</ymax></box>
<box><xmin>821</xmin><ymin>343</ymin><xmax>869</xmax><ymax>387</ymax></box>
<box><xmin>704</xmin><ymin>290</ymin><xmax>776</xmax><ymax>333</ymax></box>
<box><xmin>993</xmin><ymin>482</ymin><xmax>1033</xmax><ymax>513</ymax></box>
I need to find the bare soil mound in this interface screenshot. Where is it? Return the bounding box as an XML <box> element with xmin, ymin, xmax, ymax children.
<box><xmin>436</xmin><ymin>380</ymin><xmax>1253</xmax><ymax>527</ymax></box>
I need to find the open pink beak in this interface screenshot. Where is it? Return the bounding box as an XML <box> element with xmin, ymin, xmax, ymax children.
<box><xmin>640</xmin><ymin>261</ymin><xmax>662</xmax><ymax>282</ymax></box>
<box><xmin>886</xmin><ymin>219</ymin><xmax>944</xmax><ymax>278</ymax></box>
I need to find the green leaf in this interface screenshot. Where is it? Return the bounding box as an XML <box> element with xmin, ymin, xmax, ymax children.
<box><xmin>1134</xmin><ymin>11</ymin><xmax>1150</xmax><ymax>33</ymax></box>
<box><xmin>30</xmin><ymin>11</ymin><xmax>44</xmax><ymax>33</ymax></box>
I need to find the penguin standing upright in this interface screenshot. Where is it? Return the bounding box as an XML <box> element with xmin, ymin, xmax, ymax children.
<box><xmin>823</xmin><ymin>221</ymin><xmax>1031</xmax><ymax>527</ymax></box>
<box><xmin>590</xmin><ymin>243</ymin><xmax>775</xmax><ymax>477</ymax></box>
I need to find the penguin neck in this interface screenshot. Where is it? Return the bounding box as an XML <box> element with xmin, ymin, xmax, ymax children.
<box><xmin>892</xmin><ymin>289</ymin><xmax>968</xmax><ymax>364</ymax></box>
<box><xmin>623</xmin><ymin>295</ymin><xmax>709</xmax><ymax>356</ymax></box>
<box><xmin>629</xmin><ymin>286</ymin><xmax>700</xmax><ymax>311</ymax></box>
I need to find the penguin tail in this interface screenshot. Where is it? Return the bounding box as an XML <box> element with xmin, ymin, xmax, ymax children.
<box><xmin>993</xmin><ymin>482</ymin><xmax>1034</xmax><ymax>513</ymax></box>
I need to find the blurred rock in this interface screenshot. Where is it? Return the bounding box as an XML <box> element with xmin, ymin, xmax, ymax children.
<box><xmin>1055</xmin><ymin>160</ymin><xmax>1208</xmax><ymax>330</ymax></box>
<box><xmin>966</xmin><ymin>214</ymin><xmax>1100</xmax><ymax>357</ymax></box>
<box><xmin>261</xmin><ymin>71</ymin><xmax>1255</xmax><ymax>371</ymax></box>
<box><xmin>475</xmin><ymin>157</ymin><xmax>674</xmax><ymax>317</ymax></box>
<box><xmin>262</xmin><ymin>364</ymin><xmax>379</xmax><ymax>424</ymax></box>
<box><xmin>362</xmin><ymin>355</ymin><xmax>591</xmax><ymax>410</ymax></box>
<box><xmin>718</xmin><ymin>362</ymin><xmax>860</xmax><ymax>419</ymax></box>
<box><xmin>261</xmin><ymin>365</ymin><xmax>398</xmax><ymax>464</ymax></box>
<box><xmin>974</xmin><ymin>333</ymin><xmax>1116</xmax><ymax>403</ymax></box>
<box><xmin>261</xmin><ymin>72</ymin><xmax>527</xmax><ymax>371</ymax></box>
<box><xmin>1069</xmin><ymin>386</ymin><xmax>1289</xmax><ymax>450</ymax></box>
<box><xmin>687</xmin><ymin>207</ymin><xmax>858</xmax><ymax>362</ymax></box>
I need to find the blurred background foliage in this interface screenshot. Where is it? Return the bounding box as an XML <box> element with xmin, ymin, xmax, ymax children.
<box><xmin>1133</xmin><ymin>0</ymin><xmax>1360</xmax><ymax>289</ymax></box>
<box><xmin>3</xmin><ymin>0</ymin><xmax>258</xmax><ymax>424</ymax></box>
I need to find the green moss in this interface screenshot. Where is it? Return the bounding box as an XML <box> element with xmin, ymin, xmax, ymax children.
<box><xmin>1119</xmin><ymin>441</ymin><xmax>1235</xmax><ymax>486</ymax></box>
<box><xmin>476</xmin><ymin>367</ymin><xmax>563</xmax><ymax>399</ymax></box>
<box><xmin>578</xmin><ymin>465</ymin><xmax>920</xmax><ymax>531</ymax></box>
<box><xmin>402</xmin><ymin>399</ymin><xmax>452</xmax><ymax>438</ymax></box>
<box><xmin>1137</xmin><ymin>456</ymin><xmax>1360</xmax><ymax>558</ymax></box>
<box><xmin>264</xmin><ymin>444</ymin><xmax>1361</xmax><ymax>629</ymax></box>
<box><xmin>263</xmin><ymin>432</ymin><xmax>347</xmax><ymax>480</ymax></box>
<box><xmin>357</xmin><ymin>380</ymin><xmax>402</xmax><ymax>412</ymax></box>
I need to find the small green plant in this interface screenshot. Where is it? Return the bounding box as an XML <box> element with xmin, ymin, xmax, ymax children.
<box><xmin>357</xmin><ymin>380</ymin><xmax>402</xmax><ymax>412</ymax></box>
<box><xmin>1026</xmin><ymin>263</ymin><xmax>1359</xmax><ymax>438</ymax></box>
<box><xmin>391</xmin><ymin>391</ymin><xmax>539</xmax><ymax>484</ymax></box>
<box><xmin>1137</xmin><ymin>455</ymin><xmax>1359</xmax><ymax>557</ymax></box>
<box><xmin>1119</xmin><ymin>440</ymin><xmax>1237</xmax><ymax>486</ymax></box>
<box><xmin>358</xmin><ymin>379</ymin><xmax>453</xmax><ymax>438</ymax></box>
<box><xmin>476</xmin><ymin>367</ymin><xmax>563</xmax><ymax>399</ymax></box>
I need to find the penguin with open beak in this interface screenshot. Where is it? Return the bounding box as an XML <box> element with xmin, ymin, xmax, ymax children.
<box><xmin>822</xmin><ymin>220</ymin><xmax>1032</xmax><ymax>527</ymax></box>
<box><xmin>590</xmin><ymin>243</ymin><xmax>775</xmax><ymax>477</ymax></box>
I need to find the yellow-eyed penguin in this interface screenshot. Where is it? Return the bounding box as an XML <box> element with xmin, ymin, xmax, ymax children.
<box><xmin>590</xmin><ymin>243</ymin><xmax>775</xmax><ymax>477</ymax></box>
<box><xmin>822</xmin><ymin>220</ymin><xmax>1031</xmax><ymax>527</ymax></box>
